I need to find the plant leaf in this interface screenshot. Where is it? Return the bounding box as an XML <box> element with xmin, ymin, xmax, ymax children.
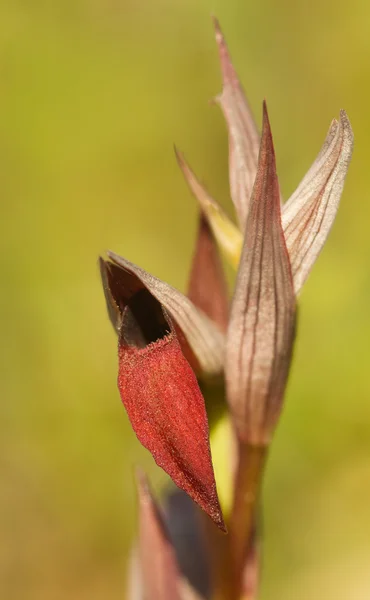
<box><xmin>225</xmin><ymin>102</ymin><xmax>296</xmax><ymax>445</ymax></box>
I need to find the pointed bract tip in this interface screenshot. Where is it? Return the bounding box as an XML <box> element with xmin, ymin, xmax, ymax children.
<box><xmin>212</xmin><ymin>16</ymin><xmax>232</xmax><ymax>70</ymax></box>
<box><xmin>99</xmin><ymin>255</ymin><xmax>108</xmax><ymax>278</ymax></box>
<box><xmin>99</xmin><ymin>256</ymin><xmax>107</xmax><ymax>286</ymax></box>
<box><xmin>211</xmin><ymin>15</ymin><xmax>222</xmax><ymax>36</ymax></box>
<box><xmin>262</xmin><ymin>99</ymin><xmax>270</xmax><ymax>129</ymax></box>
<box><xmin>99</xmin><ymin>255</ymin><xmax>124</xmax><ymax>333</ymax></box>
<box><xmin>174</xmin><ymin>145</ymin><xmax>185</xmax><ymax>168</ymax></box>
<box><xmin>260</xmin><ymin>100</ymin><xmax>276</xmax><ymax>161</ymax></box>
<box><xmin>339</xmin><ymin>110</ymin><xmax>354</xmax><ymax>156</ymax></box>
<box><xmin>211</xmin><ymin>13</ymin><xmax>221</xmax><ymax>32</ymax></box>
<box><xmin>135</xmin><ymin>467</ymin><xmax>150</xmax><ymax>497</ymax></box>
<box><xmin>214</xmin><ymin>511</ymin><xmax>228</xmax><ymax>534</ymax></box>
<box><xmin>339</xmin><ymin>109</ymin><xmax>354</xmax><ymax>136</ymax></box>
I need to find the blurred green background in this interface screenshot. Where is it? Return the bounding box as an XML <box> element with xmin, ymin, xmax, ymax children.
<box><xmin>1</xmin><ymin>0</ymin><xmax>369</xmax><ymax>598</ymax></box>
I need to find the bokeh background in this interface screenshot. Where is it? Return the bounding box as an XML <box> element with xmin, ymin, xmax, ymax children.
<box><xmin>1</xmin><ymin>1</ymin><xmax>370</xmax><ymax>598</ymax></box>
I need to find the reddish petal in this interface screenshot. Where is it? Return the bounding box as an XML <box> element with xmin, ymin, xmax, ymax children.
<box><xmin>118</xmin><ymin>325</ymin><xmax>226</xmax><ymax>531</ymax></box>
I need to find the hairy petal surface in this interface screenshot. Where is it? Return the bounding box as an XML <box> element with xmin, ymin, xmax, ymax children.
<box><xmin>100</xmin><ymin>258</ymin><xmax>225</xmax><ymax>527</ymax></box>
<box><xmin>213</xmin><ymin>17</ymin><xmax>260</xmax><ymax>230</ymax></box>
<box><xmin>175</xmin><ymin>148</ymin><xmax>242</xmax><ymax>269</ymax></box>
<box><xmin>188</xmin><ymin>213</ymin><xmax>229</xmax><ymax>333</ymax></box>
<box><xmin>118</xmin><ymin>324</ymin><xmax>225</xmax><ymax>531</ymax></box>
<box><xmin>225</xmin><ymin>103</ymin><xmax>296</xmax><ymax>445</ymax></box>
<box><xmin>102</xmin><ymin>253</ymin><xmax>225</xmax><ymax>377</ymax></box>
<box><xmin>136</xmin><ymin>471</ymin><xmax>182</xmax><ymax>600</ymax></box>
<box><xmin>283</xmin><ymin>110</ymin><xmax>354</xmax><ymax>293</ymax></box>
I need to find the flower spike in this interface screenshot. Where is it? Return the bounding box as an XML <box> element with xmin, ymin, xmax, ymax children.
<box><xmin>99</xmin><ymin>17</ymin><xmax>354</xmax><ymax>600</ymax></box>
<box><xmin>213</xmin><ymin>16</ymin><xmax>260</xmax><ymax>230</ymax></box>
<box><xmin>225</xmin><ymin>102</ymin><xmax>296</xmax><ymax>445</ymax></box>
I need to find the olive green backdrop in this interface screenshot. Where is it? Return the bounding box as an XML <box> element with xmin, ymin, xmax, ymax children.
<box><xmin>1</xmin><ymin>1</ymin><xmax>369</xmax><ymax>599</ymax></box>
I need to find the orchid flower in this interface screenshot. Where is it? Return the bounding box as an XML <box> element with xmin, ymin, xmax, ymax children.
<box><xmin>99</xmin><ymin>18</ymin><xmax>353</xmax><ymax>600</ymax></box>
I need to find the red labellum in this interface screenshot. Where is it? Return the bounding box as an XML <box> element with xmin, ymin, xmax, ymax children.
<box><xmin>118</xmin><ymin>307</ymin><xmax>226</xmax><ymax>532</ymax></box>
